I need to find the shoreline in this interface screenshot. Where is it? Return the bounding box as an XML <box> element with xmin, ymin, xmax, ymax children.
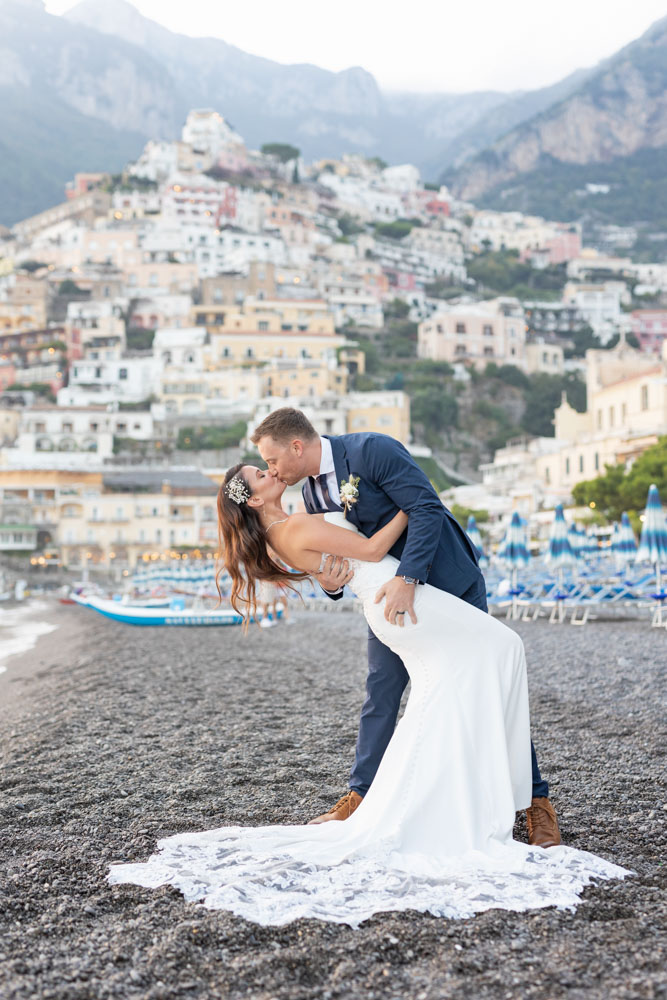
<box><xmin>0</xmin><ymin>600</ymin><xmax>88</xmax><ymax>713</ymax></box>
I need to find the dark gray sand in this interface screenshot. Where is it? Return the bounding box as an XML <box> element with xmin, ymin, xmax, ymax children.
<box><xmin>1</xmin><ymin>604</ymin><xmax>665</xmax><ymax>1000</ymax></box>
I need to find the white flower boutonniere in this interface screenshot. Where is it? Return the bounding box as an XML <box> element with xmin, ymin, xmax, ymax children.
<box><xmin>340</xmin><ymin>474</ymin><xmax>360</xmax><ymax>518</ymax></box>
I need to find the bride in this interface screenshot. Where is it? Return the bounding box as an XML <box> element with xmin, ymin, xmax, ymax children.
<box><xmin>108</xmin><ymin>464</ymin><xmax>627</xmax><ymax>926</ymax></box>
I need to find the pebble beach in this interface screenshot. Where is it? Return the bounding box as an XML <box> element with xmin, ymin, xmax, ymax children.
<box><xmin>1</xmin><ymin>602</ymin><xmax>665</xmax><ymax>1000</ymax></box>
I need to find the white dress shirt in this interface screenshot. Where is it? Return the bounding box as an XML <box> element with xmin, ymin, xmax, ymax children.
<box><xmin>313</xmin><ymin>436</ymin><xmax>341</xmax><ymax>509</ymax></box>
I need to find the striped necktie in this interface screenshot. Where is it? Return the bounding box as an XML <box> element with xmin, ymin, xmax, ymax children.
<box><xmin>313</xmin><ymin>473</ymin><xmax>340</xmax><ymax>512</ymax></box>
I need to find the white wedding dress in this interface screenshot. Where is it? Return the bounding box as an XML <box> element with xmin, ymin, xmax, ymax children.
<box><xmin>108</xmin><ymin>513</ymin><xmax>628</xmax><ymax>926</ymax></box>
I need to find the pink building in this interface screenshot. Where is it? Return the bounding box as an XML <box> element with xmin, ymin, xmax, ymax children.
<box><xmin>520</xmin><ymin>230</ymin><xmax>581</xmax><ymax>267</ymax></box>
<box><xmin>631</xmin><ymin>310</ymin><xmax>667</xmax><ymax>354</ymax></box>
<box><xmin>425</xmin><ymin>198</ymin><xmax>450</xmax><ymax>218</ymax></box>
<box><xmin>0</xmin><ymin>361</ymin><xmax>17</xmax><ymax>391</ymax></box>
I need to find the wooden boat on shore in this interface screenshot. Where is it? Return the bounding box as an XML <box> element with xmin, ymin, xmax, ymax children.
<box><xmin>72</xmin><ymin>594</ymin><xmax>244</xmax><ymax>627</ymax></box>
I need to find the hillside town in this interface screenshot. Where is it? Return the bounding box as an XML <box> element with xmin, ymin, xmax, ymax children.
<box><xmin>1</xmin><ymin>108</ymin><xmax>666</xmax><ymax>577</ymax></box>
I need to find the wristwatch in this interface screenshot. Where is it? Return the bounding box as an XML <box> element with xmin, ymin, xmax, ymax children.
<box><xmin>401</xmin><ymin>576</ymin><xmax>418</xmax><ymax>585</ymax></box>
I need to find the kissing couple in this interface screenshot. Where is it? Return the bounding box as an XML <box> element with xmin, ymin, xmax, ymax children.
<box><xmin>109</xmin><ymin>408</ymin><xmax>627</xmax><ymax>926</ymax></box>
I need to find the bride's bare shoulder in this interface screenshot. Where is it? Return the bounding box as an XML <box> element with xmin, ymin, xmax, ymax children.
<box><xmin>284</xmin><ymin>512</ymin><xmax>325</xmax><ymax>536</ymax></box>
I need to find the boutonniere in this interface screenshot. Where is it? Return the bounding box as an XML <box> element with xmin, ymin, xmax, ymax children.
<box><xmin>340</xmin><ymin>474</ymin><xmax>360</xmax><ymax>517</ymax></box>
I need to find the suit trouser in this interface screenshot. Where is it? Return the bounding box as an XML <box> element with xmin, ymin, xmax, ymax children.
<box><xmin>349</xmin><ymin>575</ymin><xmax>549</xmax><ymax>800</ymax></box>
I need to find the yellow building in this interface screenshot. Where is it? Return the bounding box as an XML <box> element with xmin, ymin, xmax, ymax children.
<box><xmin>0</xmin><ymin>467</ymin><xmax>219</xmax><ymax>569</ymax></box>
<box><xmin>535</xmin><ymin>340</ymin><xmax>667</xmax><ymax>498</ymax></box>
<box><xmin>158</xmin><ymin>359</ymin><xmax>348</xmax><ymax>415</ymax></box>
<box><xmin>345</xmin><ymin>391</ymin><xmax>410</xmax><ymax>444</ymax></box>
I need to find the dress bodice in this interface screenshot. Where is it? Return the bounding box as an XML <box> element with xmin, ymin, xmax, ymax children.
<box><xmin>321</xmin><ymin>512</ymin><xmax>399</xmax><ymax>602</ymax></box>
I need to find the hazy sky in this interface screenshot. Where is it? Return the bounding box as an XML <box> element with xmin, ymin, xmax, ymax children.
<box><xmin>45</xmin><ymin>0</ymin><xmax>667</xmax><ymax>92</ymax></box>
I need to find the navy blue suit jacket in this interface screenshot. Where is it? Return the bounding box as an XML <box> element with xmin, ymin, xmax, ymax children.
<box><xmin>301</xmin><ymin>433</ymin><xmax>481</xmax><ymax>599</ymax></box>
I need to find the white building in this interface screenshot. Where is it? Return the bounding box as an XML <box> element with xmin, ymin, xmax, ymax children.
<box><xmin>381</xmin><ymin>164</ymin><xmax>421</xmax><ymax>193</ymax></box>
<box><xmin>562</xmin><ymin>281</ymin><xmax>627</xmax><ymax>343</ymax></box>
<box><xmin>153</xmin><ymin>327</ymin><xmax>208</xmax><ymax>369</ymax></box>
<box><xmin>181</xmin><ymin>109</ymin><xmax>245</xmax><ymax>160</ymax></box>
<box><xmin>68</xmin><ymin>356</ymin><xmax>160</xmax><ymax>403</ymax></box>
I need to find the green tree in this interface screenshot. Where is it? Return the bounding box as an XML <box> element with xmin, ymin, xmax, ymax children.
<box><xmin>606</xmin><ymin>332</ymin><xmax>640</xmax><ymax>350</ymax></box>
<box><xmin>18</xmin><ymin>260</ymin><xmax>47</xmax><ymax>273</ymax></box>
<box><xmin>411</xmin><ymin>387</ymin><xmax>459</xmax><ymax>436</ymax></box>
<box><xmin>563</xmin><ymin>325</ymin><xmax>601</xmax><ymax>358</ymax></box>
<box><xmin>57</xmin><ymin>279</ymin><xmax>85</xmax><ymax>296</ymax></box>
<box><xmin>373</xmin><ymin>220</ymin><xmax>414</xmax><ymax>240</ymax></box>
<box><xmin>484</xmin><ymin>363</ymin><xmax>530</xmax><ymax>389</ymax></box>
<box><xmin>384</xmin><ymin>297</ymin><xmax>410</xmax><ymax>320</ymax></box>
<box><xmin>467</xmin><ymin>249</ymin><xmax>566</xmax><ymax>297</ymax></box>
<box><xmin>177</xmin><ymin>421</ymin><xmax>247</xmax><ymax>451</ymax></box>
<box><xmin>261</xmin><ymin>143</ymin><xmax>300</xmax><ymax>163</ymax></box>
<box><xmin>572</xmin><ymin>437</ymin><xmax>667</xmax><ymax>520</ymax></box>
<box><xmin>126</xmin><ymin>327</ymin><xmax>156</xmax><ymax>351</ymax></box>
<box><xmin>521</xmin><ymin>372</ymin><xmax>586</xmax><ymax>437</ymax></box>
<box><xmin>449</xmin><ymin>504</ymin><xmax>490</xmax><ymax>530</ymax></box>
<box><xmin>337</xmin><ymin>212</ymin><xmax>365</xmax><ymax>237</ymax></box>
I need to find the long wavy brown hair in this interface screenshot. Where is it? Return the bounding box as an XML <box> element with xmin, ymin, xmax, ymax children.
<box><xmin>216</xmin><ymin>463</ymin><xmax>308</xmax><ymax>625</ymax></box>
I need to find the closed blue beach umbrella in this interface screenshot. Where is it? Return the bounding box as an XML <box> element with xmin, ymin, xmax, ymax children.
<box><xmin>615</xmin><ymin>512</ymin><xmax>638</xmax><ymax>568</ymax></box>
<box><xmin>637</xmin><ymin>485</ymin><xmax>667</xmax><ymax>568</ymax></box>
<box><xmin>637</xmin><ymin>484</ymin><xmax>667</xmax><ymax>625</ymax></box>
<box><xmin>466</xmin><ymin>515</ymin><xmax>488</xmax><ymax>567</ymax></box>
<box><xmin>545</xmin><ymin>504</ymin><xmax>576</xmax><ymax>571</ymax></box>
<box><xmin>567</xmin><ymin>522</ymin><xmax>584</xmax><ymax>563</ymax></box>
<box><xmin>497</xmin><ymin>512</ymin><xmax>530</xmax><ymax>569</ymax></box>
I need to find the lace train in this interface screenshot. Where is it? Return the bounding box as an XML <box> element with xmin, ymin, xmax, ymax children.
<box><xmin>108</xmin><ymin>829</ymin><xmax>630</xmax><ymax>927</ymax></box>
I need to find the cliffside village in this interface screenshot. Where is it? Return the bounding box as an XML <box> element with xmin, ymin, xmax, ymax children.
<box><xmin>1</xmin><ymin>109</ymin><xmax>666</xmax><ymax>573</ymax></box>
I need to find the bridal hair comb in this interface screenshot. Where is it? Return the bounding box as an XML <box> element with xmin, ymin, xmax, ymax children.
<box><xmin>224</xmin><ymin>475</ymin><xmax>251</xmax><ymax>505</ymax></box>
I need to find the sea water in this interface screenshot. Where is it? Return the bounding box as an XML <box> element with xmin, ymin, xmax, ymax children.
<box><xmin>0</xmin><ymin>601</ymin><xmax>58</xmax><ymax>675</ymax></box>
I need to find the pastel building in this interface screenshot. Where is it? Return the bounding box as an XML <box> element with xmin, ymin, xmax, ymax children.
<box><xmin>418</xmin><ymin>298</ymin><xmax>526</xmax><ymax>369</ymax></box>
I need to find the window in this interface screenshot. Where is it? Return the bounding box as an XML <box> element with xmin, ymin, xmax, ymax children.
<box><xmin>246</xmin><ymin>347</ymin><xmax>254</xmax><ymax>358</ymax></box>
<box><xmin>483</xmin><ymin>324</ymin><xmax>493</xmax><ymax>337</ymax></box>
<box><xmin>119</xmin><ymin>368</ymin><xmax>128</xmax><ymax>380</ymax></box>
<box><xmin>454</xmin><ymin>345</ymin><xmax>466</xmax><ymax>355</ymax></box>
<box><xmin>62</xmin><ymin>422</ymin><xmax>73</xmax><ymax>433</ymax></box>
<box><xmin>258</xmin><ymin>321</ymin><xmax>269</xmax><ymax>331</ymax></box>
<box><xmin>579</xmin><ymin>455</ymin><xmax>584</xmax><ymax>473</ymax></box>
<box><xmin>595</xmin><ymin>452</ymin><xmax>599</xmax><ymax>471</ymax></box>
<box><xmin>597</xmin><ymin>410</ymin><xmax>602</xmax><ymax>430</ymax></box>
<box><xmin>35</xmin><ymin>422</ymin><xmax>46</xmax><ymax>433</ymax></box>
<box><xmin>483</xmin><ymin>347</ymin><xmax>494</xmax><ymax>356</ymax></box>
<box><xmin>455</xmin><ymin>322</ymin><xmax>466</xmax><ymax>334</ymax></box>
<box><xmin>641</xmin><ymin>385</ymin><xmax>649</xmax><ymax>410</ymax></box>
<box><xmin>565</xmin><ymin>457</ymin><xmax>570</xmax><ymax>475</ymax></box>
<box><xmin>545</xmin><ymin>467</ymin><xmax>551</xmax><ymax>484</ymax></box>
<box><xmin>621</xmin><ymin>402</ymin><xmax>627</xmax><ymax>421</ymax></box>
<box><xmin>609</xmin><ymin>406</ymin><xmax>614</xmax><ymax>427</ymax></box>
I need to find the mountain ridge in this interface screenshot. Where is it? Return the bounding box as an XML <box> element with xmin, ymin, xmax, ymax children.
<box><xmin>445</xmin><ymin>14</ymin><xmax>667</xmax><ymax>206</ymax></box>
<box><xmin>0</xmin><ymin>0</ymin><xmax>661</xmax><ymax>227</ymax></box>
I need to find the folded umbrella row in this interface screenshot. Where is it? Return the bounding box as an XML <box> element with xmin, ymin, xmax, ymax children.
<box><xmin>481</xmin><ymin>483</ymin><xmax>667</xmax><ymax>626</ymax></box>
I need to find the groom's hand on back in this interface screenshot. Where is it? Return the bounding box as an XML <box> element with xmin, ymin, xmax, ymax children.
<box><xmin>317</xmin><ymin>555</ymin><xmax>354</xmax><ymax>593</ymax></box>
<box><xmin>375</xmin><ymin>577</ymin><xmax>418</xmax><ymax>627</ymax></box>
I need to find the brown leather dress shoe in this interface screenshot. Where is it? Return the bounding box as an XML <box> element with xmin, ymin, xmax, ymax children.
<box><xmin>526</xmin><ymin>796</ymin><xmax>561</xmax><ymax>848</ymax></box>
<box><xmin>308</xmin><ymin>790</ymin><xmax>364</xmax><ymax>825</ymax></box>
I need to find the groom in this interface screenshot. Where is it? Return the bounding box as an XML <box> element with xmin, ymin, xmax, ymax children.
<box><xmin>251</xmin><ymin>407</ymin><xmax>561</xmax><ymax>848</ymax></box>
